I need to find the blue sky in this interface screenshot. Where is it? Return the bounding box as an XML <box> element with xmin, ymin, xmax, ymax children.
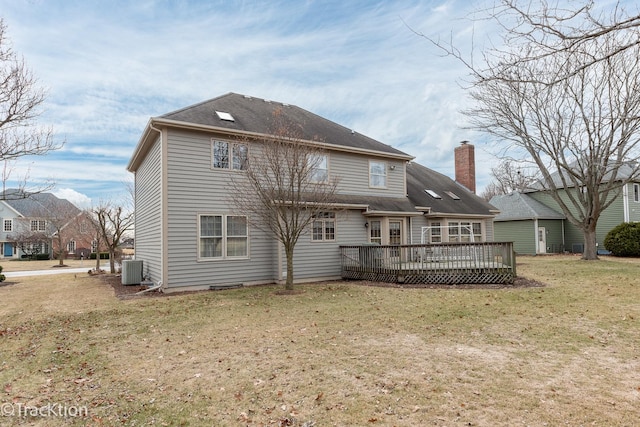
<box><xmin>0</xmin><ymin>0</ymin><xmax>497</xmax><ymax>208</ymax></box>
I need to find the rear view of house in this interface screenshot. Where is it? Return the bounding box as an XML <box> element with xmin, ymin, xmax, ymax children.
<box><xmin>127</xmin><ymin>93</ymin><xmax>498</xmax><ymax>292</ymax></box>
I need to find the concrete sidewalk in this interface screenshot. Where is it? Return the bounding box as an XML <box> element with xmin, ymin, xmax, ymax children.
<box><xmin>4</xmin><ymin>267</ymin><xmax>95</xmax><ymax>278</ymax></box>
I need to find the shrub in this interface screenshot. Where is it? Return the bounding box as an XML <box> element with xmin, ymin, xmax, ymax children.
<box><xmin>604</xmin><ymin>222</ymin><xmax>640</xmax><ymax>257</ymax></box>
<box><xmin>0</xmin><ymin>265</ymin><xmax>4</xmax><ymax>282</ymax></box>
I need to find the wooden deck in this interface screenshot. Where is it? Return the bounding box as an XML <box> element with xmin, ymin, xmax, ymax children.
<box><xmin>339</xmin><ymin>242</ymin><xmax>516</xmax><ymax>285</ymax></box>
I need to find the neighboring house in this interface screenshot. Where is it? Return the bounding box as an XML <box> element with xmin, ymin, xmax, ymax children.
<box><xmin>490</xmin><ymin>192</ymin><xmax>566</xmax><ymax>255</ymax></box>
<box><xmin>0</xmin><ymin>191</ymin><xmax>94</xmax><ymax>260</ymax></box>
<box><xmin>490</xmin><ymin>163</ymin><xmax>640</xmax><ymax>254</ymax></box>
<box><xmin>127</xmin><ymin>93</ymin><xmax>497</xmax><ymax>292</ymax></box>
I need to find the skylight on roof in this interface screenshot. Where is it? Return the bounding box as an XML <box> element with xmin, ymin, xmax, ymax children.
<box><xmin>425</xmin><ymin>189</ymin><xmax>441</xmax><ymax>199</ymax></box>
<box><xmin>445</xmin><ymin>191</ymin><xmax>460</xmax><ymax>200</ymax></box>
<box><xmin>215</xmin><ymin>111</ymin><xmax>235</xmax><ymax>122</ymax></box>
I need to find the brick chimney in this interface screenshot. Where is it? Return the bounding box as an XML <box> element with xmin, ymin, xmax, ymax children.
<box><xmin>454</xmin><ymin>141</ymin><xmax>476</xmax><ymax>193</ymax></box>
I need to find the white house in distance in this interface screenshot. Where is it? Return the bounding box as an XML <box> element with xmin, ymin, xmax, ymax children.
<box><xmin>127</xmin><ymin>93</ymin><xmax>497</xmax><ymax>292</ymax></box>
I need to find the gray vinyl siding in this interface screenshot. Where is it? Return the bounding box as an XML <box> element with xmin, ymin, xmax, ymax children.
<box><xmin>410</xmin><ymin>216</ymin><xmax>428</xmax><ymax>244</ymax></box>
<box><xmin>494</xmin><ymin>220</ymin><xmax>536</xmax><ymax>255</ymax></box>
<box><xmin>134</xmin><ymin>136</ymin><xmax>163</xmax><ymax>283</ymax></box>
<box><xmin>330</xmin><ymin>151</ymin><xmax>405</xmax><ymax>197</ymax></box>
<box><xmin>164</xmin><ymin>130</ymin><xmax>275</xmax><ymax>289</ymax></box>
<box><xmin>288</xmin><ymin>209</ymin><xmax>370</xmax><ymax>281</ymax></box>
<box><xmin>628</xmin><ymin>183</ymin><xmax>640</xmax><ymax>222</ymax></box>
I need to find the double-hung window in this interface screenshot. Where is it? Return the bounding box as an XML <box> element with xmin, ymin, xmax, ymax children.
<box><xmin>3</xmin><ymin>219</ymin><xmax>12</xmax><ymax>232</ymax></box>
<box><xmin>199</xmin><ymin>214</ymin><xmax>248</xmax><ymax>259</ymax></box>
<box><xmin>309</xmin><ymin>154</ymin><xmax>329</xmax><ymax>183</ymax></box>
<box><xmin>634</xmin><ymin>183</ymin><xmax>640</xmax><ymax>202</ymax></box>
<box><xmin>212</xmin><ymin>140</ymin><xmax>248</xmax><ymax>170</ymax></box>
<box><xmin>31</xmin><ymin>220</ymin><xmax>46</xmax><ymax>232</ymax></box>
<box><xmin>369</xmin><ymin>160</ymin><xmax>387</xmax><ymax>188</ymax></box>
<box><xmin>430</xmin><ymin>222</ymin><xmax>441</xmax><ymax>243</ymax></box>
<box><xmin>312</xmin><ymin>212</ymin><xmax>335</xmax><ymax>242</ymax></box>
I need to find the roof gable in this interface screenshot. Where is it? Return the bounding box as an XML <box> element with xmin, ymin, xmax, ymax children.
<box><xmin>2</xmin><ymin>191</ymin><xmax>80</xmax><ymax>218</ymax></box>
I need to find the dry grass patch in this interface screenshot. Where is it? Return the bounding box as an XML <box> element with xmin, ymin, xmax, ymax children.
<box><xmin>0</xmin><ymin>256</ymin><xmax>639</xmax><ymax>426</ymax></box>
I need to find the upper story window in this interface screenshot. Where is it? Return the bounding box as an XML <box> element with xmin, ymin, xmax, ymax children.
<box><xmin>199</xmin><ymin>214</ymin><xmax>248</xmax><ymax>259</ymax></box>
<box><xmin>3</xmin><ymin>219</ymin><xmax>12</xmax><ymax>232</ymax></box>
<box><xmin>312</xmin><ymin>212</ymin><xmax>335</xmax><ymax>242</ymax></box>
<box><xmin>634</xmin><ymin>183</ymin><xmax>639</xmax><ymax>202</ymax></box>
<box><xmin>212</xmin><ymin>140</ymin><xmax>248</xmax><ymax>170</ymax></box>
<box><xmin>31</xmin><ymin>220</ymin><xmax>46</xmax><ymax>232</ymax></box>
<box><xmin>369</xmin><ymin>160</ymin><xmax>387</xmax><ymax>188</ymax></box>
<box><xmin>309</xmin><ymin>154</ymin><xmax>329</xmax><ymax>183</ymax></box>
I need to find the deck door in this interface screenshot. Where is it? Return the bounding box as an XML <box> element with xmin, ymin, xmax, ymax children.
<box><xmin>389</xmin><ymin>220</ymin><xmax>402</xmax><ymax>257</ymax></box>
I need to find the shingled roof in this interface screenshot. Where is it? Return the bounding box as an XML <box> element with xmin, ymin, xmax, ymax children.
<box><xmin>159</xmin><ymin>92</ymin><xmax>412</xmax><ymax>158</ymax></box>
<box><xmin>406</xmin><ymin>162</ymin><xmax>497</xmax><ymax>216</ymax></box>
<box><xmin>489</xmin><ymin>192</ymin><xmax>565</xmax><ymax>221</ymax></box>
<box><xmin>2</xmin><ymin>190</ymin><xmax>80</xmax><ymax>218</ymax></box>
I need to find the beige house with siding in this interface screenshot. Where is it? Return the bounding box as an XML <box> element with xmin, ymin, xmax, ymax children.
<box><xmin>127</xmin><ymin>93</ymin><xmax>497</xmax><ymax>292</ymax></box>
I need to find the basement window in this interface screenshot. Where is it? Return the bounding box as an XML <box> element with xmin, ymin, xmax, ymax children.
<box><xmin>215</xmin><ymin>111</ymin><xmax>235</xmax><ymax>122</ymax></box>
<box><xmin>425</xmin><ymin>189</ymin><xmax>441</xmax><ymax>199</ymax></box>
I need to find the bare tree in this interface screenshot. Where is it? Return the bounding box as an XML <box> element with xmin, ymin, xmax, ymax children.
<box><xmin>0</xmin><ymin>19</ymin><xmax>62</xmax><ymax>195</ymax></box>
<box><xmin>230</xmin><ymin>109</ymin><xmax>339</xmax><ymax>291</ymax></box>
<box><xmin>480</xmin><ymin>159</ymin><xmax>539</xmax><ymax>200</ymax></box>
<box><xmin>424</xmin><ymin>1</ymin><xmax>640</xmax><ymax>260</ymax></box>
<box><xmin>7</xmin><ymin>230</ymin><xmax>49</xmax><ymax>259</ymax></box>
<box><xmin>43</xmin><ymin>200</ymin><xmax>84</xmax><ymax>266</ymax></box>
<box><xmin>93</xmin><ymin>202</ymin><xmax>134</xmax><ymax>274</ymax></box>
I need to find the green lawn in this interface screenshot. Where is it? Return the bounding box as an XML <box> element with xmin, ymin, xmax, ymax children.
<box><xmin>0</xmin><ymin>255</ymin><xmax>638</xmax><ymax>426</ymax></box>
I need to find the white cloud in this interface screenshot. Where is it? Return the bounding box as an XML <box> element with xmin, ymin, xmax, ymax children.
<box><xmin>53</xmin><ymin>188</ymin><xmax>92</xmax><ymax>209</ymax></box>
<box><xmin>0</xmin><ymin>0</ymin><xmax>502</xmax><ymax>199</ymax></box>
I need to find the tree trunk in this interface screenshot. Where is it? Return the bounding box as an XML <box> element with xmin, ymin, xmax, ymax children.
<box><xmin>285</xmin><ymin>245</ymin><xmax>294</xmax><ymax>291</ymax></box>
<box><xmin>58</xmin><ymin>237</ymin><xmax>65</xmax><ymax>266</ymax></box>
<box><xmin>109</xmin><ymin>250</ymin><xmax>116</xmax><ymax>274</ymax></box>
<box><xmin>581</xmin><ymin>224</ymin><xmax>599</xmax><ymax>260</ymax></box>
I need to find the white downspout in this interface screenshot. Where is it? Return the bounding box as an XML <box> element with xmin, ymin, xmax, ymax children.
<box><xmin>148</xmin><ymin>122</ymin><xmax>165</xmax><ymax>291</ymax></box>
<box><xmin>534</xmin><ymin>218</ymin><xmax>539</xmax><ymax>255</ymax></box>
<box><xmin>623</xmin><ymin>184</ymin><xmax>630</xmax><ymax>222</ymax></box>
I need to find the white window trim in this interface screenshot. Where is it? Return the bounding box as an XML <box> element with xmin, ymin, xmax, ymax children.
<box><xmin>31</xmin><ymin>220</ymin><xmax>46</xmax><ymax>232</ymax></box>
<box><xmin>311</xmin><ymin>212</ymin><xmax>336</xmax><ymax>242</ymax></box>
<box><xmin>309</xmin><ymin>154</ymin><xmax>329</xmax><ymax>184</ymax></box>
<box><xmin>3</xmin><ymin>219</ymin><xmax>12</xmax><ymax>232</ymax></box>
<box><xmin>211</xmin><ymin>139</ymin><xmax>248</xmax><ymax>171</ymax></box>
<box><xmin>634</xmin><ymin>183</ymin><xmax>640</xmax><ymax>202</ymax></box>
<box><xmin>444</xmin><ymin>220</ymin><xmax>483</xmax><ymax>242</ymax></box>
<box><xmin>369</xmin><ymin>160</ymin><xmax>387</xmax><ymax>188</ymax></box>
<box><xmin>197</xmin><ymin>213</ymin><xmax>249</xmax><ymax>261</ymax></box>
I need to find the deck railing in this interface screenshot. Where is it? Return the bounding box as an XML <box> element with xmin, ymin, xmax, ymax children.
<box><xmin>339</xmin><ymin>242</ymin><xmax>516</xmax><ymax>285</ymax></box>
